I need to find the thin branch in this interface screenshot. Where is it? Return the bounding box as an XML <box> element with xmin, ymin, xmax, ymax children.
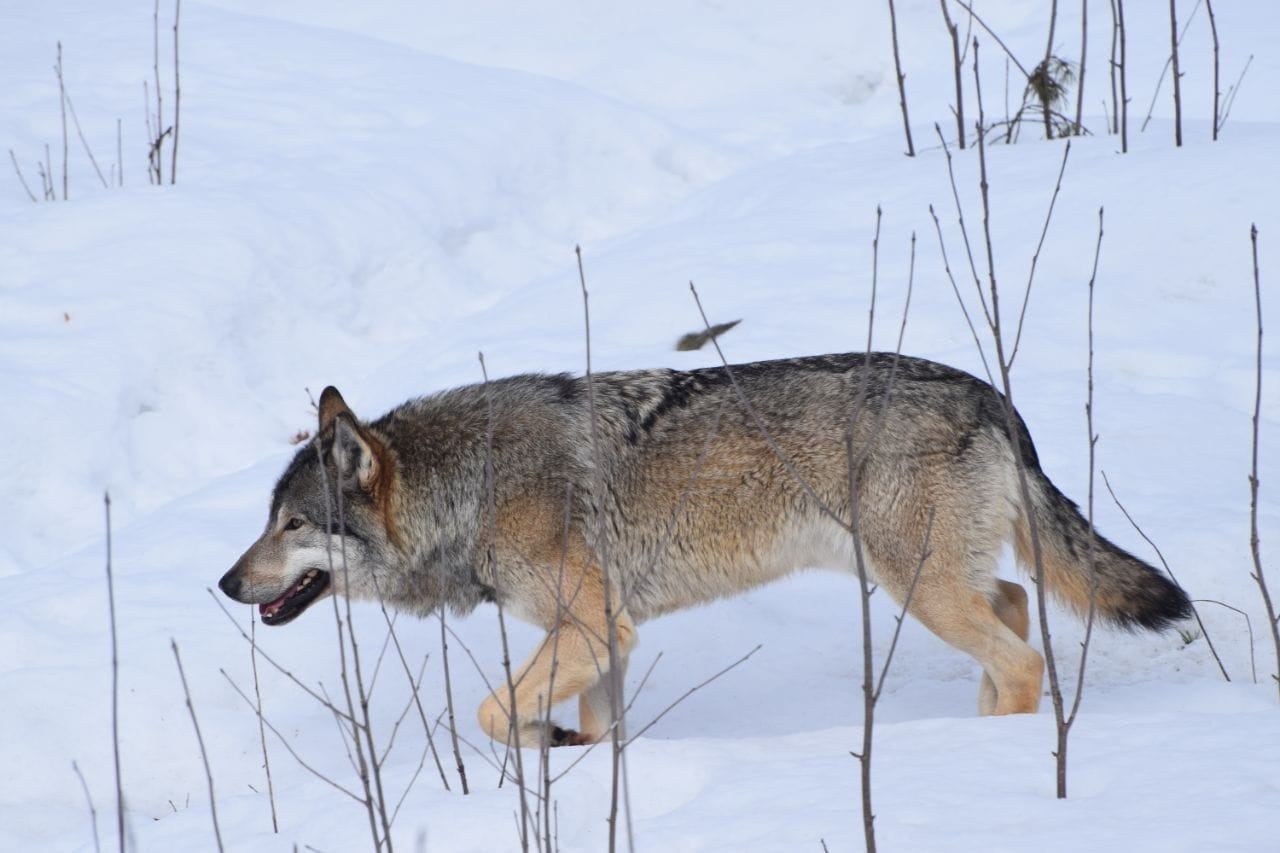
<box><xmin>71</xmin><ymin>761</ymin><xmax>103</xmax><ymax>853</ymax></box>
<box><xmin>1206</xmin><ymin>0</ymin><xmax>1221</xmax><ymax>140</ymax></box>
<box><xmin>221</xmin><ymin>669</ymin><xmax>365</xmax><ymax>802</ymax></box>
<box><xmin>940</xmin><ymin>0</ymin><xmax>966</xmax><ymax>148</ymax></box>
<box><xmin>1101</xmin><ymin>471</ymin><xmax>1230</xmax><ymax>681</ymax></box>
<box><xmin>928</xmin><ymin>198</ymin><xmax>995</xmax><ymax>386</ymax></box>
<box><xmin>1169</xmin><ymin>0</ymin><xmax>1185</xmax><ymax>146</ymax></box>
<box><xmin>64</xmin><ymin>89</ymin><xmax>109</xmax><ymax>189</ymax></box>
<box><xmin>172</xmin><ymin>640</ymin><xmax>224</xmax><ymax>852</ymax></box>
<box><xmin>9</xmin><ymin>149</ymin><xmax>38</xmax><ymax>202</ymax></box>
<box><xmin>1139</xmin><ymin>0</ymin><xmax>1200</xmax><ymax>133</ymax></box>
<box><xmin>1218</xmin><ymin>55</ymin><xmax>1253</xmax><ymax>131</ymax></box>
<box><xmin>575</xmin><ymin>246</ymin><xmax>634</xmax><ymax>853</ymax></box>
<box><xmin>56</xmin><ymin>42</ymin><xmax>68</xmax><ymax>200</ymax></box>
<box><xmin>104</xmin><ymin>493</ymin><xmax>125</xmax><ymax>853</ymax></box>
<box><xmin>1116</xmin><ymin>0</ymin><xmax>1129</xmax><ymax>151</ymax></box>
<box><xmin>1074</xmin><ymin>0</ymin><xmax>1087</xmax><ymax>134</ymax></box>
<box><xmin>1192</xmin><ymin>599</ymin><xmax>1255</xmax><ymax>683</ymax></box>
<box><xmin>935</xmin><ymin>121</ymin><xmax>994</xmax><ymax>333</ymax></box>
<box><xmin>479</xmin><ymin>351</ymin><xmax>532</xmax><ymax>852</ymax></box>
<box><xmin>1009</xmin><ymin>140</ymin><xmax>1072</xmax><ymax>368</ymax></box>
<box><xmin>953</xmin><ymin>1</ymin><xmax>1030</xmax><ymax>77</ymax></box>
<box><xmin>1065</xmin><ymin>207</ymin><xmax>1105</xmax><ymax>730</ymax></box>
<box><xmin>206</xmin><ymin>588</ymin><xmax>356</xmax><ymax>722</ymax></box>
<box><xmin>873</xmin><ymin>509</ymin><xmax>936</xmax><ymax>701</ymax></box>
<box><xmin>1247</xmin><ymin>224</ymin><xmax>1279</xmax><ymax>696</ymax></box>
<box><xmin>622</xmin><ymin>646</ymin><xmax>762</xmax><ymax>747</ymax></box>
<box><xmin>152</xmin><ymin>0</ymin><xmax>164</xmax><ymax>184</ymax></box>
<box><xmin>171</xmin><ymin>0</ymin><xmax>181</xmax><ymax>184</ymax></box>
<box><xmin>249</xmin><ymin>614</ymin><xmax>279</xmax><ymax>832</ymax></box>
<box><xmin>886</xmin><ymin>0</ymin><xmax>916</xmax><ymax>156</ymax></box>
<box><xmin>313</xmin><ymin>444</ymin><xmax>385</xmax><ymax>850</ymax></box>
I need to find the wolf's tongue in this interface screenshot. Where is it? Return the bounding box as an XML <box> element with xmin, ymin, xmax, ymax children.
<box><xmin>260</xmin><ymin>590</ymin><xmax>291</xmax><ymax>616</ymax></box>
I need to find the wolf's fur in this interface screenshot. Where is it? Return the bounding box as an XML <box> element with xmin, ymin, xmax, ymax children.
<box><xmin>220</xmin><ymin>353</ymin><xmax>1190</xmax><ymax>746</ymax></box>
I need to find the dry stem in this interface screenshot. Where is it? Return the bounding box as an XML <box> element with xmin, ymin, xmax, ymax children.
<box><xmin>1248</xmin><ymin>225</ymin><xmax>1279</xmax><ymax>698</ymax></box>
<box><xmin>171</xmin><ymin>640</ymin><xmax>224</xmax><ymax>852</ymax></box>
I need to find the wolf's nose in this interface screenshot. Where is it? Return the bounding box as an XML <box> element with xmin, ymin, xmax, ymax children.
<box><xmin>218</xmin><ymin>568</ymin><xmax>242</xmax><ymax>600</ymax></box>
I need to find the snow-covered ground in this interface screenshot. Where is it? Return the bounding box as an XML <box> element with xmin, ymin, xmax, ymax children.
<box><xmin>3</xmin><ymin>1</ymin><xmax>1278</xmax><ymax>850</ymax></box>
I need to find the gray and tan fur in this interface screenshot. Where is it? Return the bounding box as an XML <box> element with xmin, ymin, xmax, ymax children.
<box><xmin>220</xmin><ymin>353</ymin><xmax>1191</xmax><ymax>746</ymax></box>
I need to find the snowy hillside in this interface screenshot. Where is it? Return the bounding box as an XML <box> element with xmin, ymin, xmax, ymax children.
<box><xmin>2</xmin><ymin>1</ymin><xmax>1277</xmax><ymax>850</ymax></box>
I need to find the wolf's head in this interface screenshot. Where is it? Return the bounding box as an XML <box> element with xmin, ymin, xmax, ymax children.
<box><xmin>219</xmin><ymin>387</ymin><xmax>403</xmax><ymax>625</ymax></box>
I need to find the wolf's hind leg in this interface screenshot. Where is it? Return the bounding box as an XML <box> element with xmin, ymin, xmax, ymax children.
<box><xmin>977</xmin><ymin>580</ymin><xmax>1032</xmax><ymax>714</ymax></box>
<box><xmin>898</xmin><ymin>562</ymin><xmax>1043</xmax><ymax>715</ymax></box>
<box><xmin>476</xmin><ymin>610</ymin><xmax>635</xmax><ymax>748</ymax></box>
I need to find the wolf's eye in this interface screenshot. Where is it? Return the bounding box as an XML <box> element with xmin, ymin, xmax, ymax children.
<box><xmin>283</xmin><ymin>517</ymin><xmax>304</xmax><ymax>532</ymax></box>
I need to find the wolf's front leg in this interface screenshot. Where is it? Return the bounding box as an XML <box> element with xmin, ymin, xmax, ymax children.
<box><xmin>477</xmin><ymin>614</ymin><xmax>635</xmax><ymax>747</ymax></box>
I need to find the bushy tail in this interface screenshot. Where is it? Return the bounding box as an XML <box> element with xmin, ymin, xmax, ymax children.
<box><xmin>1013</xmin><ymin>465</ymin><xmax>1191</xmax><ymax>631</ymax></box>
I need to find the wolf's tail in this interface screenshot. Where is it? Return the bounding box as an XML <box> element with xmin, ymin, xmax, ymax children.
<box><xmin>1010</xmin><ymin>428</ymin><xmax>1191</xmax><ymax>631</ymax></box>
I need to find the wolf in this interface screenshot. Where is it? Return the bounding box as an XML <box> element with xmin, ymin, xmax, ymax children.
<box><xmin>219</xmin><ymin>352</ymin><xmax>1190</xmax><ymax>746</ymax></box>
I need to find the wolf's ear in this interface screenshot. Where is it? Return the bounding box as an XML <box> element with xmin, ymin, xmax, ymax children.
<box><xmin>318</xmin><ymin>386</ymin><xmax>354</xmax><ymax>432</ymax></box>
<box><xmin>332</xmin><ymin>414</ymin><xmax>384</xmax><ymax>492</ymax></box>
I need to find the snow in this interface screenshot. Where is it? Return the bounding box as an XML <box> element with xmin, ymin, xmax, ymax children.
<box><xmin>2</xmin><ymin>0</ymin><xmax>1278</xmax><ymax>850</ymax></box>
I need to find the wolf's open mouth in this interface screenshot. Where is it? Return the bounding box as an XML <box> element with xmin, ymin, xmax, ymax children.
<box><xmin>260</xmin><ymin>568</ymin><xmax>330</xmax><ymax>626</ymax></box>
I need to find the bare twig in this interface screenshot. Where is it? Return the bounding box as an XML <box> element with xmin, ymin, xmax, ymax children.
<box><xmin>1192</xmin><ymin>599</ymin><xmax>1255</xmax><ymax>683</ymax></box>
<box><xmin>1065</xmin><ymin>207</ymin><xmax>1105</xmax><ymax>732</ymax></box>
<box><xmin>9</xmin><ymin>150</ymin><xmax>38</xmax><ymax>202</ymax></box>
<box><xmin>575</xmin><ymin>246</ymin><xmax>635</xmax><ymax>853</ymax></box>
<box><xmin>953</xmin><ymin>1</ymin><xmax>1030</xmax><ymax>77</ymax></box>
<box><xmin>64</xmin><ymin>89</ymin><xmax>109</xmax><ymax>189</ymax></box>
<box><xmin>152</xmin><ymin>0</ymin><xmax>164</xmax><ymax>184</ymax></box>
<box><xmin>1247</xmin><ymin>224</ymin><xmax>1279</xmax><ymax>697</ymax></box>
<box><xmin>104</xmin><ymin>493</ymin><xmax>125</xmax><ymax>853</ymax></box>
<box><xmin>873</xmin><ymin>509</ymin><xmax>936</xmax><ymax>701</ymax></box>
<box><xmin>1169</xmin><ymin>0</ymin><xmax>1184</xmax><ymax>146</ymax></box>
<box><xmin>56</xmin><ymin>43</ymin><xmax>68</xmax><ymax>200</ymax></box>
<box><xmin>313</xmin><ymin>444</ymin><xmax>388</xmax><ymax>850</ymax></box>
<box><xmin>622</xmin><ymin>645</ymin><xmax>762</xmax><ymax>746</ymax></box>
<box><xmin>1074</xmin><ymin>0</ymin><xmax>1087</xmax><ymax>135</ymax></box>
<box><xmin>172</xmin><ymin>640</ymin><xmax>224</xmax><ymax>852</ymax></box>
<box><xmin>1107</xmin><ymin>0</ymin><xmax>1120</xmax><ymax>134</ymax></box>
<box><xmin>71</xmin><ymin>761</ymin><xmax>103</xmax><ymax>853</ymax></box>
<box><xmin>171</xmin><ymin>0</ymin><xmax>181</xmax><ymax>184</ymax></box>
<box><xmin>1101</xmin><ymin>471</ymin><xmax>1229</xmax><ymax>681</ymax></box>
<box><xmin>1114</xmin><ymin>0</ymin><xmax>1129</xmax><ymax>150</ymax></box>
<box><xmin>1138</xmin><ymin>0</ymin><xmax>1200</xmax><ymax>134</ymax></box>
<box><xmin>1206</xmin><ymin>0</ymin><xmax>1220</xmax><ymax>140</ymax></box>
<box><xmin>206</xmin><ymin>589</ymin><xmax>355</xmax><ymax>721</ymax></box>
<box><xmin>940</xmin><ymin>0</ymin><xmax>966</xmax><ymax>148</ymax></box>
<box><xmin>958</xmin><ymin>46</ymin><xmax>1073</xmax><ymax>795</ymax></box>
<box><xmin>1009</xmin><ymin>140</ymin><xmax>1073</xmax><ymax>368</ymax></box>
<box><xmin>1041</xmin><ymin>0</ymin><xmax>1060</xmax><ymax>138</ymax></box>
<box><xmin>479</xmin><ymin>352</ymin><xmax>532</xmax><ymax>852</ymax></box>
<box><xmin>249</xmin><ymin>614</ymin><xmax>279</xmax><ymax>832</ymax></box>
<box><xmin>1218</xmin><ymin>55</ymin><xmax>1252</xmax><ymax>131</ymax></box>
<box><xmin>886</xmin><ymin>0</ymin><xmax>916</xmax><ymax>156</ymax></box>
<box><xmin>221</xmin><ymin>669</ymin><xmax>366</xmax><ymax>802</ymax></box>
<box><xmin>438</xmin><ymin>606</ymin><xmax>470</xmax><ymax>793</ymax></box>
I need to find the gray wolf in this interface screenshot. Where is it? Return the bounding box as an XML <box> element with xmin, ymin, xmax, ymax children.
<box><xmin>219</xmin><ymin>353</ymin><xmax>1190</xmax><ymax>746</ymax></box>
